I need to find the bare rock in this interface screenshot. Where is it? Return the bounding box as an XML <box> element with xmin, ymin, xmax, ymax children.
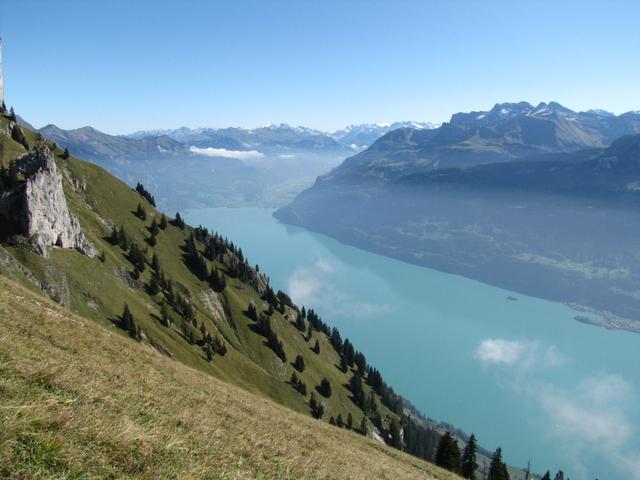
<box><xmin>200</xmin><ymin>289</ymin><xmax>226</xmax><ymax>322</ymax></box>
<box><xmin>17</xmin><ymin>145</ymin><xmax>96</xmax><ymax>257</ymax></box>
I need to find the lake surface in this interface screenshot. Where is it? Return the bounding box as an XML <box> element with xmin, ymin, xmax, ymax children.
<box><xmin>186</xmin><ymin>207</ymin><xmax>640</xmax><ymax>480</ymax></box>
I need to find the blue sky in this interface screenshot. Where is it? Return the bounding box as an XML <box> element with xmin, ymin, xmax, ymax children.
<box><xmin>1</xmin><ymin>0</ymin><xmax>639</xmax><ymax>133</ymax></box>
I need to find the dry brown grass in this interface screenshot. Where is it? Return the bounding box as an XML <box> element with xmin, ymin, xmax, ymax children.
<box><xmin>0</xmin><ymin>275</ymin><xmax>460</xmax><ymax>480</ymax></box>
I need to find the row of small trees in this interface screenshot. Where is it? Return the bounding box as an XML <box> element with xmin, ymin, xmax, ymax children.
<box><xmin>435</xmin><ymin>431</ymin><xmax>568</xmax><ymax>480</ymax></box>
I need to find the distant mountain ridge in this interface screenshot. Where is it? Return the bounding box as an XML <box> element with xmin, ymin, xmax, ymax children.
<box><xmin>327</xmin><ymin>102</ymin><xmax>640</xmax><ymax>181</ymax></box>
<box><xmin>329</xmin><ymin>121</ymin><xmax>438</xmax><ymax>150</ymax></box>
<box><xmin>37</xmin><ymin>119</ymin><xmax>436</xmax><ymax>211</ymax></box>
<box><xmin>40</xmin><ymin>124</ymin><xmax>188</xmax><ymax>160</ymax></box>
<box><xmin>127</xmin><ymin>120</ymin><xmax>437</xmax><ymax>152</ymax></box>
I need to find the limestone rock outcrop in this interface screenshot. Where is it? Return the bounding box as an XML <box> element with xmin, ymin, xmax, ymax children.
<box><xmin>2</xmin><ymin>145</ymin><xmax>96</xmax><ymax>257</ymax></box>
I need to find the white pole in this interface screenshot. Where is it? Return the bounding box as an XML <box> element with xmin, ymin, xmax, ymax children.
<box><xmin>0</xmin><ymin>37</ymin><xmax>4</xmax><ymax>108</ymax></box>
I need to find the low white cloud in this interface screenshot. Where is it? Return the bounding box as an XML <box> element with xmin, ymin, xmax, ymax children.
<box><xmin>474</xmin><ymin>337</ymin><xmax>637</xmax><ymax>479</ymax></box>
<box><xmin>475</xmin><ymin>338</ymin><xmax>566</xmax><ymax>370</ymax></box>
<box><xmin>538</xmin><ymin>374</ymin><xmax>633</xmax><ymax>446</ymax></box>
<box><xmin>534</xmin><ymin>374</ymin><xmax>639</xmax><ymax>479</ymax></box>
<box><xmin>189</xmin><ymin>146</ymin><xmax>264</xmax><ymax>160</ymax></box>
<box><xmin>279</xmin><ymin>154</ymin><xmax>296</xmax><ymax>159</ymax></box>
<box><xmin>287</xmin><ymin>270</ymin><xmax>322</xmax><ymax>305</ymax></box>
<box><xmin>475</xmin><ymin>339</ymin><xmax>526</xmax><ymax>365</ymax></box>
<box><xmin>286</xmin><ymin>267</ymin><xmax>390</xmax><ymax>319</ymax></box>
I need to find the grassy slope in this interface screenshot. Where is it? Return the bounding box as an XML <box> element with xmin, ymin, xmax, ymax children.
<box><xmin>0</xmin><ymin>275</ymin><xmax>459</xmax><ymax>479</ymax></box>
<box><xmin>0</xmin><ymin>114</ymin><xmax>401</xmax><ymax>442</ymax></box>
<box><xmin>0</xmin><ymin>115</ymin><xmax>533</xmax><ymax>479</ymax></box>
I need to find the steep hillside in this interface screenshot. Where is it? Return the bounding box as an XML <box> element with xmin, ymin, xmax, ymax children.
<box><xmin>0</xmin><ymin>112</ymin><xmax>397</xmax><ymax>428</ymax></box>
<box><xmin>0</xmin><ymin>274</ymin><xmax>459</xmax><ymax>479</ymax></box>
<box><xmin>0</xmin><ymin>110</ymin><xmax>481</xmax><ymax>478</ymax></box>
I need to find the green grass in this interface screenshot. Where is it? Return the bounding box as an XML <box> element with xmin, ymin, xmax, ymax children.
<box><xmin>0</xmin><ymin>275</ymin><xmax>459</xmax><ymax>479</ymax></box>
<box><xmin>0</xmin><ymin>112</ymin><xmax>400</xmax><ymax>438</ymax></box>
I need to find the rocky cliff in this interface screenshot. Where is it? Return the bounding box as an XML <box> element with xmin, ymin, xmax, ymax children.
<box><xmin>2</xmin><ymin>145</ymin><xmax>95</xmax><ymax>257</ymax></box>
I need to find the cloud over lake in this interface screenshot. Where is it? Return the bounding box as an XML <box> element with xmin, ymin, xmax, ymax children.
<box><xmin>190</xmin><ymin>146</ymin><xmax>264</xmax><ymax>160</ymax></box>
<box><xmin>474</xmin><ymin>337</ymin><xmax>638</xmax><ymax>479</ymax></box>
<box><xmin>287</xmin><ymin>264</ymin><xmax>390</xmax><ymax>319</ymax></box>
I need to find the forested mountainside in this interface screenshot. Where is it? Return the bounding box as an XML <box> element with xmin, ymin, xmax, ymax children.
<box><xmin>0</xmin><ymin>108</ymin><xmax>538</xmax><ymax>478</ymax></box>
<box><xmin>277</xmin><ymin>106</ymin><xmax>640</xmax><ymax>333</ymax></box>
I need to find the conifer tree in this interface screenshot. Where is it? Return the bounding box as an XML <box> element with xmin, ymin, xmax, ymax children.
<box><xmin>160</xmin><ymin>301</ymin><xmax>170</xmax><ymax>327</ymax></box>
<box><xmin>245</xmin><ymin>303</ymin><xmax>258</xmax><ymax>321</ymax></box>
<box><xmin>11</xmin><ymin>124</ymin><xmax>28</xmax><ymax>149</ymax></box>
<box><xmin>540</xmin><ymin>472</ymin><xmax>551</xmax><ymax>480</ymax></box>
<box><xmin>118</xmin><ymin>226</ymin><xmax>129</xmax><ymax>249</ymax></box>
<box><xmin>203</xmin><ymin>345</ymin><xmax>213</xmax><ymax>362</ymax></box>
<box><xmin>149</xmin><ymin>218</ymin><xmax>160</xmax><ymax>236</ymax></box>
<box><xmin>435</xmin><ymin>432</ymin><xmax>461</xmax><ymax>473</ymax></box>
<box><xmin>318</xmin><ymin>378</ymin><xmax>332</xmax><ymax>398</ymax></box>
<box><xmin>312</xmin><ymin>339</ymin><xmax>320</xmax><ymax>354</ymax></box>
<box><xmin>309</xmin><ymin>393</ymin><xmax>324</xmax><ymax>419</ymax></box>
<box><xmin>487</xmin><ymin>447</ymin><xmax>509</xmax><ymax>480</ymax></box>
<box><xmin>208</xmin><ymin>267</ymin><xmax>226</xmax><ymax>292</ymax></box>
<box><xmin>121</xmin><ymin>304</ymin><xmax>140</xmax><ymax>340</ymax></box>
<box><xmin>294</xmin><ymin>354</ymin><xmax>305</xmax><ymax>372</ymax></box>
<box><xmin>354</xmin><ymin>352</ymin><xmax>367</xmax><ymax>374</ymax></box>
<box><xmin>159</xmin><ymin>214</ymin><xmax>168</xmax><ymax>230</ymax></box>
<box><xmin>340</xmin><ymin>354</ymin><xmax>349</xmax><ymax>373</ymax></box>
<box><xmin>336</xmin><ymin>413</ymin><xmax>344</xmax><ymax>428</ymax></box>
<box><xmin>329</xmin><ymin>416</ymin><xmax>336</xmax><ymax>426</ymax></box>
<box><xmin>359</xmin><ymin>416</ymin><xmax>368</xmax><ymax>435</ymax></box>
<box><xmin>148</xmin><ymin>271</ymin><xmax>160</xmax><ymax>295</ymax></box>
<box><xmin>136</xmin><ymin>203</ymin><xmax>147</xmax><ymax>220</ymax></box>
<box><xmin>109</xmin><ymin>226</ymin><xmax>119</xmax><ymax>245</ymax></box>
<box><xmin>461</xmin><ymin>433</ymin><xmax>478</xmax><ymax>479</ymax></box>
<box><xmin>349</xmin><ymin>372</ymin><xmax>366</xmax><ymax>410</ymax></box>
<box><xmin>553</xmin><ymin>472</ymin><xmax>564</xmax><ymax>480</ymax></box>
<box><xmin>347</xmin><ymin>412</ymin><xmax>353</xmax><ymax>430</ymax></box>
<box><xmin>174</xmin><ymin>212</ymin><xmax>185</xmax><ymax>229</ymax></box>
<box><xmin>389</xmin><ymin>419</ymin><xmax>403</xmax><ymax>449</ymax></box>
<box><xmin>61</xmin><ymin>148</ymin><xmax>70</xmax><ymax>159</ymax></box>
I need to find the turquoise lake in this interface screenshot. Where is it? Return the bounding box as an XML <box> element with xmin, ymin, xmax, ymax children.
<box><xmin>186</xmin><ymin>207</ymin><xmax>640</xmax><ymax>480</ymax></box>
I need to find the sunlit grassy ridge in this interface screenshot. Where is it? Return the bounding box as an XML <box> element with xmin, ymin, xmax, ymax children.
<box><xmin>0</xmin><ymin>275</ymin><xmax>459</xmax><ymax>479</ymax></box>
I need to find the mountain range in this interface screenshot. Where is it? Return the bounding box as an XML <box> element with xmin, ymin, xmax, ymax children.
<box><xmin>326</xmin><ymin>102</ymin><xmax>640</xmax><ymax>181</ymax></box>
<box><xmin>276</xmin><ymin>102</ymin><xmax>640</xmax><ymax>331</ymax></box>
<box><xmin>36</xmin><ymin>120</ymin><xmax>434</xmax><ymax>211</ymax></box>
<box><xmin>127</xmin><ymin>121</ymin><xmax>437</xmax><ymax>152</ymax></box>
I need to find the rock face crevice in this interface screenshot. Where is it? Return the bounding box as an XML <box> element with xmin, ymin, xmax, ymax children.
<box><xmin>2</xmin><ymin>145</ymin><xmax>95</xmax><ymax>257</ymax></box>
